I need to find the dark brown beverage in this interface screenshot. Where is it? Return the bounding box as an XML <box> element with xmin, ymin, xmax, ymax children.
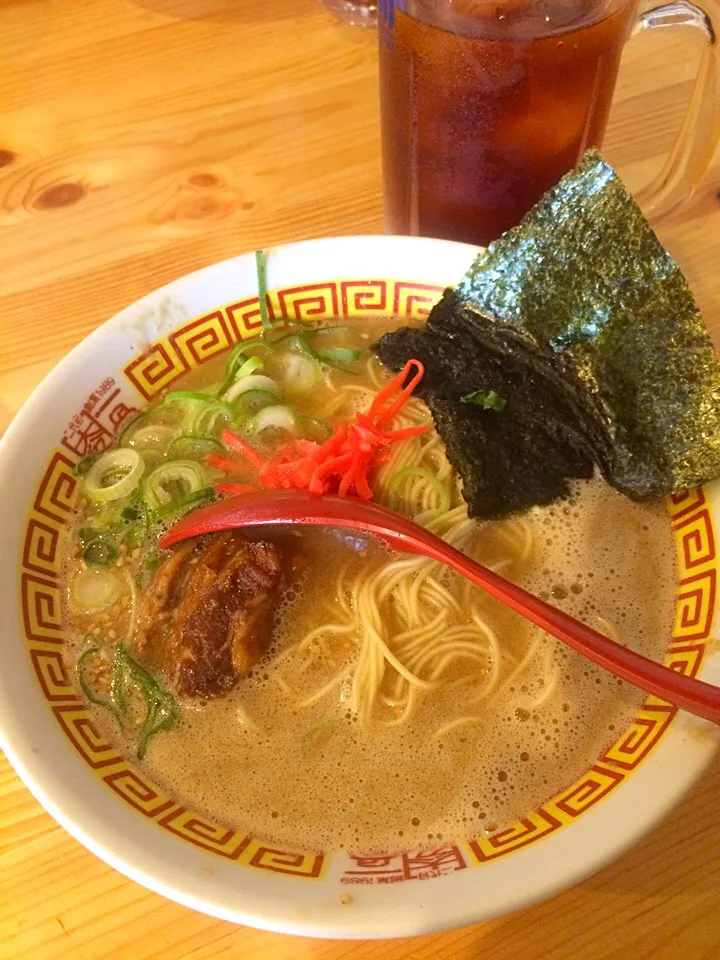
<box><xmin>379</xmin><ymin>0</ymin><xmax>635</xmax><ymax>246</ymax></box>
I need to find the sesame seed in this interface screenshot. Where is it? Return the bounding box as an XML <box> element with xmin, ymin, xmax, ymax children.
<box><xmin>131</xmin><ymin>548</ymin><xmax>141</xmax><ymax>559</ymax></box>
<box><xmin>108</xmin><ymin>629</ymin><xmax>117</xmax><ymax>640</ymax></box>
<box><xmin>116</xmin><ymin>558</ymin><xmax>125</xmax><ymax>567</ymax></box>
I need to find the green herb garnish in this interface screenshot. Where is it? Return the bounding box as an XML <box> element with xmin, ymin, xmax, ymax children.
<box><xmin>149</xmin><ymin>486</ymin><xmax>214</xmax><ymax>523</ymax></box>
<box><xmin>315</xmin><ymin>346</ymin><xmax>362</xmax><ymax>365</ymax></box>
<box><xmin>82</xmin><ymin>536</ymin><xmax>118</xmax><ymax>567</ymax></box>
<box><xmin>269</xmin><ymin>326</ymin><xmax>362</xmax><ymax>373</ymax></box>
<box><xmin>77</xmin><ymin>643</ymin><xmax>179</xmax><ymax>759</ymax></box>
<box><xmin>255</xmin><ymin>249</ymin><xmax>272</xmax><ymax>333</ymax></box>
<box><xmin>460</xmin><ymin>390</ymin><xmax>506</xmax><ymax>412</ymax></box>
<box><xmin>115</xmin><ymin>645</ymin><xmax>179</xmax><ymax>759</ymax></box>
<box><xmin>216</xmin><ymin>340</ymin><xmax>273</xmax><ymax>398</ymax></box>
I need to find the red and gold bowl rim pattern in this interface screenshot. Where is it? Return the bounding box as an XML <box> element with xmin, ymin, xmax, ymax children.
<box><xmin>18</xmin><ymin>280</ymin><xmax>718</xmax><ymax>885</ymax></box>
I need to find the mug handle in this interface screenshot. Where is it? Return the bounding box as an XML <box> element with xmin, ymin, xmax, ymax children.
<box><xmin>630</xmin><ymin>0</ymin><xmax>720</xmax><ymax>218</ymax></box>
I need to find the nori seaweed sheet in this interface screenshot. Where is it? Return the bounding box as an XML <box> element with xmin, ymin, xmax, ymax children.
<box><xmin>377</xmin><ymin>149</ymin><xmax>720</xmax><ymax>518</ymax></box>
<box><xmin>376</xmin><ymin>300</ymin><xmax>596</xmax><ymax>518</ymax></box>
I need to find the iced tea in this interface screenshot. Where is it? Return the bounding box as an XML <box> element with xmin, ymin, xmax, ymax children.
<box><xmin>379</xmin><ymin>0</ymin><xmax>635</xmax><ymax>245</ymax></box>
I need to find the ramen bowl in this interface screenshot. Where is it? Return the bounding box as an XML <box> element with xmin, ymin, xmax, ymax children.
<box><xmin>1</xmin><ymin>236</ymin><xmax>719</xmax><ymax>938</ymax></box>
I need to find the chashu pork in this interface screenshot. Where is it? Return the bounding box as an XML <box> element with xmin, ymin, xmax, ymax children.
<box><xmin>133</xmin><ymin>531</ymin><xmax>283</xmax><ymax>697</ymax></box>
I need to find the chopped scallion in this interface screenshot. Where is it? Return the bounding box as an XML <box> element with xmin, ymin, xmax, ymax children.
<box><xmin>144</xmin><ymin>460</ymin><xmax>210</xmax><ymax>509</ymax></box>
<box><xmin>85</xmin><ymin>449</ymin><xmax>145</xmax><ymax>502</ymax></box>
<box><xmin>78</xmin><ymin>644</ymin><xmax>179</xmax><ymax>759</ymax></box>
<box><xmin>315</xmin><ymin>346</ymin><xmax>362</xmax><ymax>365</ymax></box>
<box><xmin>82</xmin><ymin>537</ymin><xmax>118</xmax><ymax>567</ymax></box>
<box><xmin>235</xmin><ymin>355</ymin><xmax>264</xmax><ymax>379</ymax></box>
<box><xmin>150</xmin><ymin>485</ymin><xmax>214</xmax><ymax>521</ymax></box>
<box><xmin>255</xmin><ymin>249</ymin><xmax>272</xmax><ymax>332</ymax></box>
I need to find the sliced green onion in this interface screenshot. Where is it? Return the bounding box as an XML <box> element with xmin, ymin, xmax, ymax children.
<box><xmin>85</xmin><ymin>449</ymin><xmax>145</xmax><ymax>503</ymax></box>
<box><xmin>217</xmin><ymin>340</ymin><xmax>272</xmax><ymax>397</ymax></box>
<box><xmin>225</xmin><ymin>374</ymin><xmax>280</xmax><ymax>403</ymax></box>
<box><xmin>231</xmin><ymin>389</ymin><xmax>279</xmax><ymax>421</ymax></box>
<box><xmin>272</xmin><ymin>331</ymin><xmax>361</xmax><ymax>374</ymax></box>
<box><xmin>235</xmin><ymin>355</ymin><xmax>264</xmax><ymax>379</ymax></box>
<box><xmin>150</xmin><ymin>486</ymin><xmax>214</xmax><ymax>521</ymax></box>
<box><xmin>85</xmin><ymin>644</ymin><xmax>179</xmax><ymax>758</ymax></box>
<box><xmin>72</xmin><ymin>569</ymin><xmax>121</xmax><ymax>611</ymax></box>
<box><xmin>118</xmin><ymin>412</ymin><xmax>147</xmax><ymax>447</ymax></box>
<box><xmin>181</xmin><ymin>399</ymin><xmax>233</xmax><ymax>437</ymax></box>
<box><xmin>161</xmin><ymin>390</ymin><xmax>233</xmax><ymax>437</ymax></box>
<box><xmin>163</xmin><ymin>390</ymin><xmax>216</xmax><ymax>404</ymax></box>
<box><xmin>270</xmin><ymin>331</ymin><xmax>315</xmax><ymax>355</ymax></box>
<box><xmin>277</xmin><ymin>351</ymin><xmax>319</xmax><ymax>394</ymax></box>
<box><xmin>387</xmin><ymin>466</ymin><xmax>451</xmax><ymax>516</ymax></box>
<box><xmin>167</xmin><ymin>436</ymin><xmax>223</xmax><ymax>460</ymax></box>
<box><xmin>255</xmin><ymin>249</ymin><xmax>272</xmax><ymax>332</ymax></box>
<box><xmin>120</xmin><ymin>410</ymin><xmax>178</xmax><ymax>446</ymax></box>
<box><xmin>144</xmin><ymin>460</ymin><xmax>210</xmax><ymax>509</ymax></box>
<box><xmin>120</xmin><ymin>648</ymin><xmax>179</xmax><ymax>759</ymax></box>
<box><xmin>228</xmin><ymin>339</ymin><xmax>272</xmax><ymax>367</ymax></box>
<box><xmin>82</xmin><ymin>536</ymin><xmax>118</xmax><ymax>567</ymax></box>
<box><xmin>127</xmin><ymin>424</ymin><xmax>176</xmax><ymax>452</ymax></box>
<box><xmin>251</xmin><ymin>404</ymin><xmax>296</xmax><ymax>434</ymax></box>
<box><xmin>315</xmin><ymin>346</ymin><xmax>362</xmax><ymax>365</ymax></box>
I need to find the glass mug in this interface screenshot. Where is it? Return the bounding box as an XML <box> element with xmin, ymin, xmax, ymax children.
<box><xmin>319</xmin><ymin>0</ymin><xmax>378</xmax><ymax>27</ymax></box>
<box><xmin>379</xmin><ymin>0</ymin><xmax>720</xmax><ymax>246</ymax></box>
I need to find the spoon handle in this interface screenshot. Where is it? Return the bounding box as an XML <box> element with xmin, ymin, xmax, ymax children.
<box><xmin>415</xmin><ymin>532</ymin><xmax>720</xmax><ymax>723</ymax></box>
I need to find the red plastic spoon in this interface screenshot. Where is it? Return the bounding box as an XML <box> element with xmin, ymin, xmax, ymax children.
<box><xmin>160</xmin><ymin>489</ymin><xmax>720</xmax><ymax>724</ymax></box>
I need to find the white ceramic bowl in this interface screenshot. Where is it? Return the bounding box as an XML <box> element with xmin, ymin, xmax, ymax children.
<box><xmin>1</xmin><ymin>236</ymin><xmax>719</xmax><ymax>939</ymax></box>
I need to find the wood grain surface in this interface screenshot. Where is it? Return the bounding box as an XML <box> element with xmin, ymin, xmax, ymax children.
<box><xmin>2</xmin><ymin>1</ymin><xmax>720</xmax><ymax>957</ymax></box>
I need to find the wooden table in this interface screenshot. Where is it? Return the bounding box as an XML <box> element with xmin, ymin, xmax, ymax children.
<box><xmin>2</xmin><ymin>1</ymin><xmax>720</xmax><ymax>957</ymax></box>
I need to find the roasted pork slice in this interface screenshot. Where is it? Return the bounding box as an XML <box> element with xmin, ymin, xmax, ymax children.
<box><xmin>134</xmin><ymin>531</ymin><xmax>283</xmax><ymax>697</ymax></box>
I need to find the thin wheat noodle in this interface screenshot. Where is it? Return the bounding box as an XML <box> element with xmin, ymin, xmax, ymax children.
<box><xmin>263</xmin><ymin>356</ymin><xmax>561</xmax><ymax>738</ymax></box>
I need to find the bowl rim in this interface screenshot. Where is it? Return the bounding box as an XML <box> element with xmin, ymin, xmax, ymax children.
<box><xmin>1</xmin><ymin>234</ymin><xmax>718</xmax><ymax>939</ymax></box>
